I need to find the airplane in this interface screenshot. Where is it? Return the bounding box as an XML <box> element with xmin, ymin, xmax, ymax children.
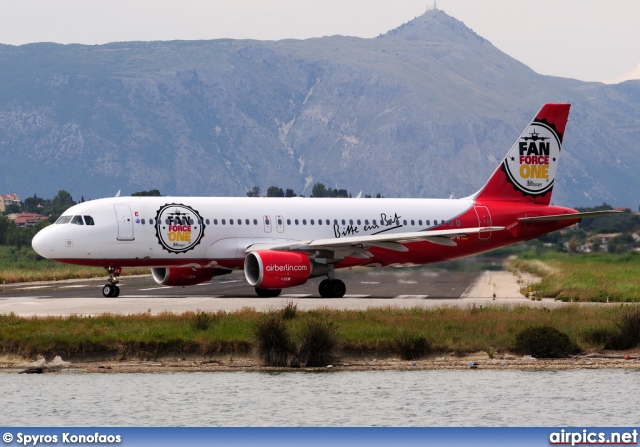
<box><xmin>32</xmin><ymin>103</ymin><xmax>619</xmax><ymax>298</ymax></box>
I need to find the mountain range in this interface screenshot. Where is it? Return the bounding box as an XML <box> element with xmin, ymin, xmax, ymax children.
<box><xmin>1</xmin><ymin>9</ymin><xmax>639</xmax><ymax>207</ymax></box>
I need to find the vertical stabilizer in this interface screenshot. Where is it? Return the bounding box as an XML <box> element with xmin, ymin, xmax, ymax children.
<box><xmin>473</xmin><ymin>104</ymin><xmax>570</xmax><ymax>205</ymax></box>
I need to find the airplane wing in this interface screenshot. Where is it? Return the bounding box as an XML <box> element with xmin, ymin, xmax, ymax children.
<box><xmin>518</xmin><ymin>210</ymin><xmax>623</xmax><ymax>223</ymax></box>
<box><xmin>246</xmin><ymin>226</ymin><xmax>504</xmax><ymax>256</ymax></box>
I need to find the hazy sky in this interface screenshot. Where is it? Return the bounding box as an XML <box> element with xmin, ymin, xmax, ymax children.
<box><xmin>1</xmin><ymin>0</ymin><xmax>638</xmax><ymax>83</ymax></box>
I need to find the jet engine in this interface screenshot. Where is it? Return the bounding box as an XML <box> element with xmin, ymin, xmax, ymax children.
<box><xmin>151</xmin><ymin>267</ymin><xmax>230</xmax><ymax>286</ymax></box>
<box><xmin>244</xmin><ymin>250</ymin><xmax>328</xmax><ymax>289</ymax></box>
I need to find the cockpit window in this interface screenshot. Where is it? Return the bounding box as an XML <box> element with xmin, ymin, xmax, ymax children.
<box><xmin>70</xmin><ymin>215</ymin><xmax>84</xmax><ymax>225</ymax></box>
<box><xmin>55</xmin><ymin>215</ymin><xmax>73</xmax><ymax>224</ymax></box>
<box><xmin>84</xmin><ymin>215</ymin><xmax>95</xmax><ymax>225</ymax></box>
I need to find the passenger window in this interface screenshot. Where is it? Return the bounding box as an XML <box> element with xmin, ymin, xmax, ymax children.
<box><xmin>237</xmin><ymin>219</ymin><xmax>241</xmax><ymax>225</ymax></box>
<box><xmin>253</xmin><ymin>219</ymin><xmax>258</xmax><ymax>225</ymax></box>
<box><xmin>326</xmin><ymin>219</ymin><xmax>330</xmax><ymax>225</ymax></box>
<box><xmin>365</xmin><ymin>220</ymin><xmax>369</xmax><ymax>225</ymax></box>
<box><xmin>372</xmin><ymin>219</ymin><xmax>377</xmax><ymax>225</ymax></box>
<box><xmin>55</xmin><ymin>216</ymin><xmax>72</xmax><ymax>224</ymax></box>
<box><xmin>71</xmin><ymin>215</ymin><xmax>84</xmax><ymax>225</ymax></box>
<box><xmin>349</xmin><ymin>219</ymin><xmax>353</xmax><ymax>225</ymax></box>
<box><xmin>411</xmin><ymin>220</ymin><xmax>415</xmax><ymax>226</ymax></box>
<box><xmin>287</xmin><ymin>219</ymin><xmax>291</xmax><ymax>225</ymax></box>
<box><xmin>230</xmin><ymin>219</ymin><xmax>234</xmax><ymax>225</ymax></box>
<box><xmin>419</xmin><ymin>220</ymin><xmax>422</xmax><ymax>225</ymax></box>
<box><xmin>402</xmin><ymin>220</ymin><xmax>407</xmax><ymax>226</ymax></box>
<box><xmin>246</xmin><ymin>219</ymin><xmax>250</xmax><ymax>225</ymax></box>
<box><xmin>149</xmin><ymin>219</ymin><xmax>154</xmax><ymax>225</ymax></box>
<box><xmin>357</xmin><ymin>219</ymin><xmax>361</xmax><ymax>225</ymax></box>
<box><xmin>456</xmin><ymin>220</ymin><xmax>461</xmax><ymax>226</ymax></box>
<box><xmin>221</xmin><ymin>219</ymin><xmax>226</xmax><ymax>225</ymax></box>
<box><xmin>318</xmin><ymin>219</ymin><xmax>322</xmax><ymax>225</ymax></box>
<box><xmin>334</xmin><ymin>219</ymin><xmax>338</xmax><ymax>225</ymax></box>
<box><xmin>83</xmin><ymin>215</ymin><xmax>95</xmax><ymax>225</ymax></box>
<box><xmin>141</xmin><ymin>219</ymin><xmax>145</xmax><ymax>225</ymax></box>
<box><xmin>295</xmin><ymin>219</ymin><xmax>299</xmax><ymax>225</ymax></box>
<box><xmin>303</xmin><ymin>219</ymin><xmax>307</xmax><ymax>225</ymax></box>
<box><xmin>426</xmin><ymin>220</ymin><xmax>430</xmax><ymax>225</ymax></box>
<box><xmin>310</xmin><ymin>219</ymin><xmax>314</xmax><ymax>225</ymax></box>
<box><xmin>213</xmin><ymin>219</ymin><xmax>218</xmax><ymax>225</ymax></box>
<box><xmin>341</xmin><ymin>219</ymin><xmax>346</xmax><ymax>225</ymax></box>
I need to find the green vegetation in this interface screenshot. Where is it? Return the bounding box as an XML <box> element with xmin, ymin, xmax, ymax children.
<box><xmin>0</xmin><ymin>246</ymin><xmax>148</xmax><ymax>283</ymax></box>
<box><xmin>2</xmin><ymin>305</ymin><xmax>638</xmax><ymax>361</ymax></box>
<box><xmin>511</xmin><ymin>250</ymin><xmax>640</xmax><ymax>302</ymax></box>
<box><xmin>513</xmin><ymin>326</ymin><xmax>581</xmax><ymax>358</ymax></box>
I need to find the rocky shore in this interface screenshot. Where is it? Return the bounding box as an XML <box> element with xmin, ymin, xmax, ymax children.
<box><xmin>2</xmin><ymin>351</ymin><xmax>639</xmax><ymax>374</ymax></box>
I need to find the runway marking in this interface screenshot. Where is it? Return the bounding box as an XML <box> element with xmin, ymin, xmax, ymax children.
<box><xmin>396</xmin><ymin>295</ymin><xmax>428</xmax><ymax>299</ymax></box>
<box><xmin>361</xmin><ymin>281</ymin><xmax>380</xmax><ymax>284</ymax></box>
<box><xmin>20</xmin><ymin>286</ymin><xmax>48</xmax><ymax>290</ymax></box>
<box><xmin>218</xmin><ymin>280</ymin><xmax>242</xmax><ymax>284</ymax></box>
<box><xmin>344</xmin><ymin>294</ymin><xmax>370</xmax><ymax>298</ymax></box>
<box><xmin>59</xmin><ymin>285</ymin><xmax>88</xmax><ymax>288</ymax></box>
<box><xmin>281</xmin><ymin>294</ymin><xmax>313</xmax><ymax>298</ymax></box>
<box><xmin>398</xmin><ymin>280</ymin><xmax>418</xmax><ymax>284</ymax></box>
<box><xmin>138</xmin><ymin>287</ymin><xmax>172</xmax><ymax>291</ymax></box>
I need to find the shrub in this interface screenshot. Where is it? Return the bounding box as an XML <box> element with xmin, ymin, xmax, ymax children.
<box><xmin>514</xmin><ymin>325</ymin><xmax>581</xmax><ymax>358</ymax></box>
<box><xmin>295</xmin><ymin>319</ymin><xmax>338</xmax><ymax>367</ymax></box>
<box><xmin>609</xmin><ymin>308</ymin><xmax>640</xmax><ymax>350</ymax></box>
<box><xmin>394</xmin><ymin>331</ymin><xmax>432</xmax><ymax>360</ymax></box>
<box><xmin>191</xmin><ymin>311</ymin><xmax>213</xmax><ymax>332</ymax></box>
<box><xmin>280</xmin><ymin>301</ymin><xmax>298</xmax><ymax>320</ymax></box>
<box><xmin>253</xmin><ymin>315</ymin><xmax>294</xmax><ymax>366</ymax></box>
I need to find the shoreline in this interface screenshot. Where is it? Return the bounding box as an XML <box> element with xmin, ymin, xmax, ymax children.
<box><xmin>3</xmin><ymin>352</ymin><xmax>639</xmax><ymax>373</ymax></box>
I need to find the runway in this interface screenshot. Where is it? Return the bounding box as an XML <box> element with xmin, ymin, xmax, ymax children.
<box><xmin>0</xmin><ymin>268</ymin><xmax>548</xmax><ymax>316</ymax></box>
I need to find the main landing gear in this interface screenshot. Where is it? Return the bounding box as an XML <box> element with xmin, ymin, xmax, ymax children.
<box><xmin>102</xmin><ymin>265</ymin><xmax>121</xmax><ymax>297</ymax></box>
<box><xmin>318</xmin><ymin>278</ymin><xmax>346</xmax><ymax>298</ymax></box>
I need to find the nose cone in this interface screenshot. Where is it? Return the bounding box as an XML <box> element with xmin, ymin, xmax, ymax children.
<box><xmin>32</xmin><ymin>226</ymin><xmax>54</xmax><ymax>258</ymax></box>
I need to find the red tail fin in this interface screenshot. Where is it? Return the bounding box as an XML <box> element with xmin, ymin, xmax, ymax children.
<box><xmin>473</xmin><ymin>104</ymin><xmax>570</xmax><ymax>205</ymax></box>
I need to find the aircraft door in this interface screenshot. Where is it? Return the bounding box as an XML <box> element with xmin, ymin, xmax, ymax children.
<box><xmin>263</xmin><ymin>215</ymin><xmax>272</xmax><ymax>233</ymax></box>
<box><xmin>474</xmin><ymin>206</ymin><xmax>492</xmax><ymax>240</ymax></box>
<box><xmin>114</xmin><ymin>205</ymin><xmax>135</xmax><ymax>241</ymax></box>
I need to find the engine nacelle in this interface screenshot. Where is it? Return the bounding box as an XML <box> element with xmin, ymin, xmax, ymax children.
<box><xmin>151</xmin><ymin>267</ymin><xmax>229</xmax><ymax>286</ymax></box>
<box><xmin>245</xmin><ymin>250</ymin><xmax>320</xmax><ymax>289</ymax></box>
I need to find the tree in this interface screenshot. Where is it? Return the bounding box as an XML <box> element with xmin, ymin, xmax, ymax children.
<box><xmin>266</xmin><ymin>186</ymin><xmax>285</xmax><ymax>197</ymax></box>
<box><xmin>246</xmin><ymin>186</ymin><xmax>261</xmax><ymax>197</ymax></box>
<box><xmin>311</xmin><ymin>183</ymin><xmax>328</xmax><ymax>198</ymax></box>
<box><xmin>285</xmin><ymin>188</ymin><xmax>297</xmax><ymax>198</ymax></box>
<box><xmin>3</xmin><ymin>203</ymin><xmax>21</xmax><ymax>215</ymax></box>
<box><xmin>24</xmin><ymin>195</ymin><xmax>45</xmax><ymax>213</ymax></box>
<box><xmin>132</xmin><ymin>189</ymin><xmax>162</xmax><ymax>196</ymax></box>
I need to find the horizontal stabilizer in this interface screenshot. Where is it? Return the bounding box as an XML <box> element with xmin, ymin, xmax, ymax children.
<box><xmin>518</xmin><ymin>210</ymin><xmax>623</xmax><ymax>223</ymax></box>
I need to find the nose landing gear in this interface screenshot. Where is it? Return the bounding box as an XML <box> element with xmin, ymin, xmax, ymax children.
<box><xmin>102</xmin><ymin>265</ymin><xmax>121</xmax><ymax>297</ymax></box>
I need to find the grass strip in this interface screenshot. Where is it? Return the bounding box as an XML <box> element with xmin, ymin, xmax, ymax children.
<box><xmin>511</xmin><ymin>251</ymin><xmax>640</xmax><ymax>302</ymax></box>
<box><xmin>1</xmin><ymin>305</ymin><xmax>635</xmax><ymax>360</ymax></box>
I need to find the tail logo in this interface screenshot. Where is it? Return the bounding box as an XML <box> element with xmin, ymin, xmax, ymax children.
<box><xmin>502</xmin><ymin>121</ymin><xmax>561</xmax><ymax>197</ymax></box>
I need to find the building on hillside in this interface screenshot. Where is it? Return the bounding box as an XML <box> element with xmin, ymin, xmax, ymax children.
<box><xmin>6</xmin><ymin>213</ymin><xmax>46</xmax><ymax>227</ymax></box>
<box><xmin>0</xmin><ymin>193</ymin><xmax>20</xmax><ymax>212</ymax></box>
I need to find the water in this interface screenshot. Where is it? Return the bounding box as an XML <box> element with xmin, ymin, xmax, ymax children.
<box><xmin>1</xmin><ymin>370</ymin><xmax>639</xmax><ymax>426</ymax></box>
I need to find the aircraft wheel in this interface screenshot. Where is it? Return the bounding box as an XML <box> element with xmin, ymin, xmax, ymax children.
<box><xmin>102</xmin><ymin>284</ymin><xmax>114</xmax><ymax>297</ymax></box>
<box><xmin>112</xmin><ymin>285</ymin><xmax>120</xmax><ymax>297</ymax></box>
<box><xmin>328</xmin><ymin>279</ymin><xmax>346</xmax><ymax>298</ymax></box>
<box><xmin>319</xmin><ymin>279</ymin><xmax>332</xmax><ymax>298</ymax></box>
<box><xmin>255</xmin><ymin>288</ymin><xmax>282</xmax><ymax>298</ymax></box>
